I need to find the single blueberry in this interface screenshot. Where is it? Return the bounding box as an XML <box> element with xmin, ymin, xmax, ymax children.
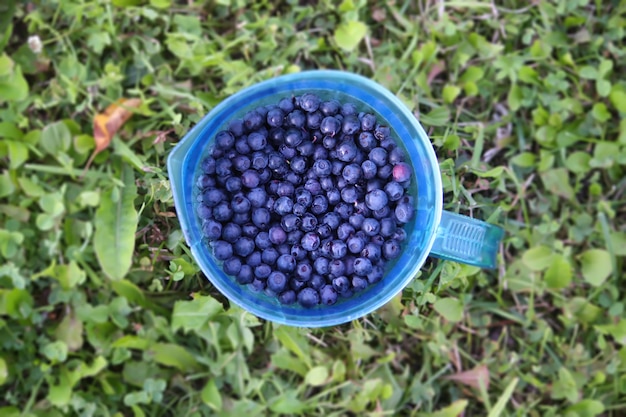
<box><xmin>202</xmin><ymin>219</ymin><xmax>222</xmax><ymax>240</ymax></box>
<box><xmin>222</xmin><ymin>223</ymin><xmax>242</xmax><ymax>243</ymax></box>
<box><xmin>269</xmin><ymin>226</ymin><xmax>287</xmax><ymax>245</ymax></box>
<box><xmin>301</xmin><ymin>214</ymin><xmax>318</xmax><ymax>232</ymax></box>
<box><xmin>232</xmin><ymin>212</ymin><xmax>250</xmax><ymax>225</ymax></box>
<box><xmin>383</xmin><ymin>240</ymin><xmax>402</xmax><ymax>260</ymax></box>
<box><xmin>353</xmin><ymin>257</ymin><xmax>373</xmax><ymax>276</ymax></box>
<box><xmin>373</xmin><ymin>206</ymin><xmax>391</xmax><ymax>220</ymax></box>
<box><xmin>196</xmin><ymin>174</ymin><xmax>215</xmax><ymax>190</ymax></box>
<box><xmin>313</xmin><ymin>257</ymin><xmax>330</xmax><ymax>275</ymax></box>
<box><xmin>262</xmin><ymin>247</ymin><xmax>280</xmax><ymax>266</ymax></box>
<box><xmin>337</xmin><ymin>223</ymin><xmax>356</xmax><ymax>241</ymax></box>
<box><xmin>349</xmin><ymin>214</ymin><xmax>365</xmax><ymax>229</ymax></box>
<box><xmin>310</xmin><ymin>195</ymin><xmax>328</xmax><ymax>215</ymax></box>
<box><xmin>330</xmin><ymin>240</ymin><xmax>348</xmax><ymax>259</ymax></box>
<box><xmin>215</xmin><ymin>158</ymin><xmax>232</xmax><ymax>177</ymax></box>
<box><xmin>340</xmin><ymin>186</ymin><xmax>359</xmax><ymax>204</ymax></box>
<box><xmin>233</xmin><ymin>237</ymin><xmax>255</xmax><ymax>257</ymax></box>
<box><xmin>342</xmin><ymin>163</ymin><xmax>362</xmax><ymax>184</ymax></box>
<box><xmin>323</xmin><ymin>135</ymin><xmax>337</xmax><ymax>149</ymax></box>
<box><xmin>320</xmin><ymin>285</ymin><xmax>338</xmax><ymax>305</ymax></box>
<box><xmin>360</xmin><ymin>113</ymin><xmax>377</xmax><ymax>131</ymax></box>
<box><xmin>362</xmin><ymin>218</ymin><xmax>381</xmax><ymax>236</ymax></box>
<box><xmin>281</xmin><ymin>214</ymin><xmax>301</xmax><ymax>232</ymax></box>
<box><xmin>284</xmin><ymin>128</ymin><xmax>303</xmax><ymax>147</ymax></box>
<box><xmin>319</xmin><ymin>176</ymin><xmax>334</xmax><ymax>193</ymax></box>
<box><xmin>212</xmin><ymin>240</ymin><xmax>233</xmax><ymax>261</ymax></box>
<box><xmin>235</xmin><ymin>137</ymin><xmax>251</xmax><ymax>154</ymax></box>
<box><xmin>297</xmin><ymin>287</ymin><xmax>320</xmax><ymax>308</ymax></box>
<box><xmin>231</xmin><ymin>195</ymin><xmax>251</xmax><ymax>214</ymax></box>
<box><xmin>313</xmin><ymin>159</ymin><xmax>332</xmax><ymax>177</ymax></box>
<box><xmin>251</xmin><ymin>278</ymin><xmax>266</xmax><ymax>292</ymax></box>
<box><xmin>287</xmin><ymin>230</ymin><xmax>304</xmax><ymax>245</ymax></box>
<box><xmin>395</xmin><ymin>203</ymin><xmax>414</xmax><ymax>223</ymax></box>
<box><xmin>347</xmin><ymin>235</ymin><xmax>366</xmax><ymax>254</ymax></box>
<box><xmin>380</xmin><ymin>218</ymin><xmax>397</xmax><ymax>237</ymax></box>
<box><xmin>290</xmin><ymin>277</ymin><xmax>307</xmax><ymax>292</ymax></box>
<box><xmin>392</xmin><ymin>162</ymin><xmax>412</xmax><ymax>183</ymax></box>
<box><xmin>377</xmin><ymin>164</ymin><xmax>393</xmax><ymax>180</ymax></box>
<box><xmin>300</xmin><ymin>93</ymin><xmax>321</xmax><ymax>112</ymax></box>
<box><xmin>236</xmin><ymin>264</ymin><xmax>254</xmax><ymax>284</ymax></box>
<box><xmin>301</xmin><ymin>232</ymin><xmax>321</xmax><ymax>251</ymax></box>
<box><xmin>374</xmin><ymin>124</ymin><xmax>391</xmax><ymax>140</ymax></box>
<box><xmin>320</xmin><ymin>116</ymin><xmax>341</xmax><ymax>137</ymax></box>
<box><xmin>267</xmin><ymin>271</ymin><xmax>288</xmax><ymax>293</ymax></box>
<box><xmin>267</xmin><ymin>108</ymin><xmax>285</xmax><ymax>127</ymax></box>
<box><xmin>213</xmin><ymin>202</ymin><xmax>233</xmax><ymax>222</ymax></box>
<box><xmin>251</xmin><ymin>152</ymin><xmax>268</xmax><ymax>170</ymax></box>
<box><xmin>290</xmin><ymin>244</ymin><xmax>307</xmax><ymax>260</ymax></box>
<box><xmin>278</xmin><ymin>97</ymin><xmax>295</xmax><ymax>113</ymax></box>
<box><xmin>365</xmin><ymin>189</ymin><xmax>389</xmax><ymax>211</ymax></box>
<box><xmin>254</xmin><ymin>263</ymin><xmax>272</xmax><ymax>279</ymax></box>
<box><xmin>297</xmin><ymin>139</ymin><xmax>315</xmax><ymax>156</ymax></box>
<box><xmin>342</xmin><ymin>115</ymin><xmax>360</xmax><ymax>135</ymax></box>
<box><xmin>228</xmin><ymin>119</ymin><xmax>245</xmax><ymax>137</ymax></box>
<box><xmin>323</xmin><ymin>212</ymin><xmax>341</xmax><ymax>229</ymax></box>
<box><xmin>332</xmin><ymin>276</ymin><xmax>350</xmax><ymax>293</ymax></box>
<box><xmin>197</xmin><ymin>203</ymin><xmax>212</xmax><ymax>220</ymax></box>
<box><xmin>358</xmin><ymin>131</ymin><xmax>377</xmax><ymax>151</ymax></box>
<box><xmin>246</xmin><ymin>251</ymin><xmax>262</xmax><ymax>267</ymax></box>
<box><xmin>223</xmin><ymin>257</ymin><xmax>242</xmax><ymax>276</ymax></box>
<box><xmin>306</xmin><ymin>110</ymin><xmax>323</xmax><ymax>129</ymax></box>
<box><xmin>384</xmin><ymin>181</ymin><xmax>404</xmax><ymax>201</ymax></box>
<box><xmin>309</xmin><ymin>274</ymin><xmax>325</xmax><ymax>290</ymax></box>
<box><xmin>317</xmin><ymin>223</ymin><xmax>332</xmax><ymax>239</ymax></box>
<box><xmin>243</xmin><ymin>110</ymin><xmax>263</xmax><ymax>132</ymax></box>
<box><xmin>320</xmin><ymin>100</ymin><xmax>341</xmax><ymax>116</ymax></box>
<box><xmin>274</xmin><ymin>196</ymin><xmax>294</xmax><ymax>216</ymax></box>
<box><xmin>340</xmin><ymin>102</ymin><xmax>358</xmax><ymax>116</ymax></box>
<box><xmin>278</xmin><ymin>289</ymin><xmax>296</xmax><ymax>304</ymax></box>
<box><xmin>334</xmin><ymin>202</ymin><xmax>354</xmax><ymax>220</ymax></box>
<box><xmin>201</xmin><ymin>157</ymin><xmax>216</xmax><ymax>175</ymax></box>
<box><xmin>241</xmin><ymin>170</ymin><xmax>260</xmax><ymax>188</ymax></box>
<box><xmin>295</xmin><ymin>188</ymin><xmax>313</xmax><ymax>207</ymax></box>
<box><xmin>286</xmin><ymin>110</ymin><xmax>306</xmax><ymax>128</ymax></box>
<box><xmin>269</xmin><ymin>127</ymin><xmax>285</xmax><ymax>147</ymax></box>
<box><xmin>254</xmin><ymin>231</ymin><xmax>271</xmax><ymax>250</ymax></box>
<box><xmin>290</xmin><ymin>155</ymin><xmax>308</xmax><ymax>174</ymax></box>
<box><xmin>295</xmin><ymin>262</ymin><xmax>313</xmax><ymax>281</ymax></box>
<box><xmin>329</xmin><ymin>259</ymin><xmax>346</xmax><ymax>277</ymax></box>
<box><xmin>352</xmin><ymin>276</ymin><xmax>368</xmax><ymax>291</ymax></box>
<box><xmin>225</xmin><ymin>176</ymin><xmax>243</xmax><ymax>193</ymax></box>
<box><xmin>389</xmin><ymin>147</ymin><xmax>406</xmax><ymax>164</ymax></box>
<box><xmin>336</xmin><ymin>140</ymin><xmax>357</xmax><ymax>162</ymax></box>
<box><xmin>361</xmin><ymin>242</ymin><xmax>382</xmax><ymax>262</ymax></box>
<box><xmin>215</xmin><ymin>130</ymin><xmax>235</xmax><ymax>149</ymax></box>
<box><xmin>304</xmin><ymin>179</ymin><xmax>323</xmax><ymax>195</ymax></box>
<box><xmin>368</xmin><ymin>147</ymin><xmax>388</xmax><ymax>167</ymax></box>
<box><xmin>393</xmin><ymin>228</ymin><xmax>407</xmax><ymax>242</ymax></box>
<box><xmin>293</xmin><ymin>203</ymin><xmax>306</xmax><ymax>216</ymax></box>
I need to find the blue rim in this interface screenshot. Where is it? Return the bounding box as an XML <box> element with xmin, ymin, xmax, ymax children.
<box><xmin>167</xmin><ymin>70</ymin><xmax>443</xmax><ymax>327</ymax></box>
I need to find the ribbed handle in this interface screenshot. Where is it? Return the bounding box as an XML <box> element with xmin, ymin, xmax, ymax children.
<box><xmin>430</xmin><ymin>211</ymin><xmax>504</xmax><ymax>269</ymax></box>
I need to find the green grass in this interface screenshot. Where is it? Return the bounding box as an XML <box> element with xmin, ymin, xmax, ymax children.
<box><xmin>1</xmin><ymin>0</ymin><xmax>625</xmax><ymax>416</ymax></box>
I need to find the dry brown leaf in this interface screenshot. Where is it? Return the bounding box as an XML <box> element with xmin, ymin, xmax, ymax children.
<box><xmin>83</xmin><ymin>98</ymin><xmax>142</xmax><ymax>174</ymax></box>
<box><xmin>444</xmin><ymin>364</ymin><xmax>490</xmax><ymax>391</ymax></box>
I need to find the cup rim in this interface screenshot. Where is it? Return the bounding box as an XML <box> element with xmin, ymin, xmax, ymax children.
<box><xmin>167</xmin><ymin>70</ymin><xmax>443</xmax><ymax>327</ymax></box>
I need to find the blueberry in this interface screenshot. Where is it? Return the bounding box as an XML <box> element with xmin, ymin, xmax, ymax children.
<box><xmin>289</xmin><ymin>155</ymin><xmax>307</xmax><ymax>174</ymax></box>
<box><xmin>347</xmin><ymin>235</ymin><xmax>366</xmax><ymax>254</ymax></box>
<box><xmin>365</xmin><ymin>189</ymin><xmax>388</xmax><ymax>211</ymax></box>
<box><xmin>304</xmin><ymin>179</ymin><xmax>323</xmax><ymax>195</ymax></box>
<box><xmin>250</xmin><ymin>152</ymin><xmax>268</xmax><ymax>170</ymax></box>
<box><xmin>269</xmin><ymin>226</ymin><xmax>287</xmax><ymax>245</ymax></box>
<box><xmin>300</xmin><ymin>93</ymin><xmax>321</xmax><ymax>112</ymax></box>
<box><xmin>319</xmin><ymin>176</ymin><xmax>334</xmax><ymax>192</ymax></box>
<box><xmin>320</xmin><ymin>285</ymin><xmax>338</xmax><ymax>305</ymax></box>
<box><xmin>212</xmin><ymin>240</ymin><xmax>233</xmax><ymax>260</ymax></box>
<box><xmin>380</xmin><ymin>218</ymin><xmax>397</xmax><ymax>237</ymax></box>
<box><xmin>332</xmin><ymin>276</ymin><xmax>350</xmax><ymax>293</ymax></box>
<box><xmin>388</xmin><ymin>147</ymin><xmax>405</xmax><ymax>164</ymax></box>
<box><xmin>314</xmin><ymin>257</ymin><xmax>330</xmax><ymax>275</ymax></box>
<box><xmin>337</xmin><ymin>223</ymin><xmax>355</xmax><ymax>240</ymax></box>
<box><xmin>368</xmin><ymin>147</ymin><xmax>388</xmax><ymax>167</ymax></box>
<box><xmin>253</xmin><ymin>232</ymin><xmax>271</xmax><ymax>250</ymax></box>
<box><xmin>362</xmin><ymin>218</ymin><xmax>381</xmax><ymax>236</ymax></box>
<box><xmin>370</xmin><ymin>234</ymin><xmax>385</xmax><ymax>246</ymax></box>
<box><xmin>202</xmin><ymin>219</ymin><xmax>222</xmax><ymax>240</ymax></box>
<box><xmin>254</xmin><ymin>264</ymin><xmax>272</xmax><ymax>279</ymax></box>
<box><xmin>320</xmin><ymin>100</ymin><xmax>341</xmax><ymax>116</ymax></box>
<box><xmin>295</xmin><ymin>188</ymin><xmax>312</xmax><ymax>207</ymax></box>
<box><xmin>306</xmin><ymin>110</ymin><xmax>323</xmax><ymax>129</ymax></box>
<box><xmin>286</xmin><ymin>110</ymin><xmax>306</xmax><ymax>128</ymax></box>
<box><xmin>358</xmin><ymin>131</ymin><xmax>377</xmax><ymax>151</ymax></box>
<box><xmin>228</xmin><ymin>119</ymin><xmax>245</xmax><ymax>137</ymax></box>
<box><xmin>340</xmin><ymin>102</ymin><xmax>358</xmax><ymax>116</ymax></box>
<box><xmin>323</xmin><ymin>135</ymin><xmax>337</xmax><ymax>149</ymax></box>
<box><xmin>320</xmin><ymin>116</ymin><xmax>341</xmax><ymax>137</ymax></box>
<box><xmin>360</xmin><ymin>113</ymin><xmax>377</xmax><ymax>131</ymax></box>
<box><xmin>317</xmin><ymin>223</ymin><xmax>332</xmax><ymax>239</ymax></box>
<box><xmin>215</xmin><ymin>130</ymin><xmax>235</xmax><ymax>150</ymax></box>
<box><xmin>277</xmin><ymin>254</ymin><xmax>296</xmax><ymax>273</ymax></box>
<box><xmin>395</xmin><ymin>203</ymin><xmax>414</xmax><ymax>223</ymax></box>
<box><xmin>329</xmin><ymin>259</ymin><xmax>346</xmax><ymax>277</ymax></box>
<box><xmin>275</xmin><ymin>290</ymin><xmax>295</xmax><ymax>305</ymax></box>
<box><xmin>336</xmin><ymin>177</ymin><xmax>347</xmax><ymax>190</ymax></box>
<box><xmin>301</xmin><ymin>214</ymin><xmax>318</xmax><ymax>232</ymax></box>
<box><xmin>233</xmin><ymin>237</ymin><xmax>255</xmax><ymax>257</ymax></box>
<box><xmin>236</xmin><ymin>265</ymin><xmax>254</xmax><ymax>284</ymax></box>
<box><xmin>231</xmin><ymin>195</ymin><xmax>251</xmax><ymax>214</ymax></box>
<box><xmin>361</xmin><ymin>242</ymin><xmax>382</xmax><ymax>262</ymax></box>
<box><xmin>323</xmin><ymin>212</ymin><xmax>341</xmax><ymax>229</ymax></box>
<box><xmin>297</xmin><ymin>140</ymin><xmax>315</xmax><ymax>156</ymax></box>
<box><xmin>278</xmin><ymin>97</ymin><xmax>295</xmax><ymax>113</ymax></box>
<box><xmin>287</xmin><ymin>230</ymin><xmax>304</xmax><ymax>245</ymax></box>
<box><xmin>383</xmin><ymin>240</ymin><xmax>401</xmax><ymax>260</ymax></box>
<box><xmin>197</xmin><ymin>174</ymin><xmax>215</xmax><ymax>190</ymax></box>
<box><xmin>274</xmin><ymin>196</ymin><xmax>294</xmax><ymax>216</ymax></box>
<box><xmin>349</xmin><ymin>214</ymin><xmax>365</xmax><ymax>229</ymax></box>
<box><xmin>353</xmin><ymin>257</ymin><xmax>373</xmax><ymax>276</ymax></box>
<box><xmin>340</xmin><ymin>186</ymin><xmax>359</xmax><ymax>204</ymax></box>
<box><xmin>392</xmin><ymin>162</ymin><xmax>412</xmax><ymax>183</ymax></box>
<box><xmin>295</xmin><ymin>262</ymin><xmax>313</xmax><ymax>281</ymax></box>
<box><xmin>197</xmin><ymin>204</ymin><xmax>212</xmax><ymax>220</ymax></box>
<box><xmin>262</xmin><ymin>247</ymin><xmax>279</xmax><ymax>265</ymax></box>
<box><xmin>201</xmin><ymin>157</ymin><xmax>216</xmax><ymax>174</ymax></box>
<box><xmin>352</xmin><ymin>276</ymin><xmax>368</xmax><ymax>291</ymax></box>
<box><xmin>222</xmin><ymin>223</ymin><xmax>242</xmax><ymax>243</ymax></box>
<box><xmin>275</xmin><ymin>182</ymin><xmax>294</xmax><ymax>198</ymax></box>
<box><xmin>213</xmin><ymin>202</ymin><xmax>233</xmax><ymax>222</ymax></box>
<box><xmin>255</xmin><ymin>105</ymin><xmax>269</xmax><ymax>118</ymax></box>
<box><xmin>247</xmin><ymin>187</ymin><xmax>267</xmax><ymax>207</ymax></box>
<box><xmin>246</xmin><ymin>251</ymin><xmax>262</xmax><ymax>267</ymax></box>
<box><xmin>334</xmin><ymin>202</ymin><xmax>354</xmax><ymax>220</ymax></box>
<box><xmin>377</xmin><ymin>164</ymin><xmax>393</xmax><ymax>180</ymax></box>
<box><xmin>342</xmin><ymin>115</ymin><xmax>360</xmax><ymax>135</ymax></box>
<box><xmin>336</xmin><ymin>140</ymin><xmax>357</xmax><ymax>162</ymax></box>
<box><xmin>251</xmin><ymin>278</ymin><xmax>266</xmax><ymax>292</ymax></box>
<box><xmin>223</xmin><ymin>256</ymin><xmax>241</xmax><ymax>276</ymax></box>
<box><xmin>366</xmin><ymin>264</ymin><xmax>384</xmax><ymax>283</ymax></box>
<box><xmin>373</xmin><ymin>206</ymin><xmax>391</xmax><ymax>220</ymax></box>
<box><xmin>290</xmin><ymin>244</ymin><xmax>307</xmax><ymax>260</ymax></box>
<box><xmin>243</xmin><ymin>110</ymin><xmax>263</xmax><ymax>132</ymax></box>
<box><xmin>283</xmin><ymin>128</ymin><xmax>302</xmax><ymax>148</ymax></box>
<box><xmin>241</xmin><ymin>170</ymin><xmax>260</xmax><ymax>188</ymax></box>
<box><xmin>292</xmin><ymin>203</ymin><xmax>306</xmax><ymax>216</ymax></box>
<box><xmin>325</xmin><ymin>188</ymin><xmax>340</xmax><ymax>206</ymax></box>
<box><xmin>301</xmin><ymin>232</ymin><xmax>321</xmax><ymax>251</ymax></box>
<box><xmin>235</xmin><ymin>137</ymin><xmax>251</xmax><ymax>154</ymax></box>
<box><xmin>366</xmin><ymin>178</ymin><xmax>385</xmax><ymax>193</ymax></box>
<box><xmin>384</xmin><ymin>181</ymin><xmax>404</xmax><ymax>201</ymax></box>
<box><xmin>269</xmin><ymin>127</ymin><xmax>285</xmax><ymax>147</ymax></box>
<box><xmin>232</xmin><ymin>212</ymin><xmax>250</xmax><ymax>225</ymax></box>
<box><xmin>290</xmin><ymin>278</ymin><xmax>307</xmax><ymax>292</ymax></box>
<box><xmin>215</xmin><ymin>158</ymin><xmax>232</xmax><ymax>177</ymax></box>
<box><xmin>310</xmin><ymin>195</ymin><xmax>328</xmax><ymax>215</ymax></box>
<box><xmin>225</xmin><ymin>176</ymin><xmax>243</xmax><ymax>193</ymax></box>
<box><xmin>342</xmin><ymin>164</ymin><xmax>362</xmax><ymax>184</ymax></box>
<box><xmin>309</xmin><ymin>274</ymin><xmax>325</xmax><ymax>290</ymax></box>
<box><xmin>330</xmin><ymin>240</ymin><xmax>348</xmax><ymax>259</ymax></box>
<box><xmin>297</xmin><ymin>288</ymin><xmax>320</xmax><ymax>308</ymax></box>
<box><xmin>241</xmin><ymin>223</ymin><xmax>259</xmax><ymax>238</ymax></box>
<box><xmin>374</xmin><ymin>124</ymin><xmax>391</xmax><ymax>140</ymax></box>
<box><xmin>267</xmin><ymin>271</ymin><xmax>288</xmax><ymax>293</ymax></box>
<box><xmin>281</xmin><ymin>214</ymin><xmax>301</xmax><ymax>232</ymax></box>
<box><xmin>313</xmin><ymin>159</ymin><xmax>332</xmax><ymax>177</ymax></box>
<box><xmin>393</xmin><ymin>228</ymin><xmax>407</xmax><ymax>242</ymax></box>
<box><xmin>267</xmin><ymin>108</ymin><xmax>285</xmax><ymax>127</ymax></box>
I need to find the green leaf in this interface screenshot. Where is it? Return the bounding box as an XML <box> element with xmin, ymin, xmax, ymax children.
<box><xmin>544</xmin><ymin>254</ymin><xmax>572</xmax><ymax>289</ymax></box>
<box><xmin>171</xmin><ymin>295</ymin><xmax>223</xmax><ymax>333</ymax></box>
<box><xmin>112</xmin><ymin>335</ymin><xmax>151</xmax><ymax>350</ymax></box>
<box><xmin>522</xmin><ymin>246</ymin><xmax>554</xmax><ymax>271</ymax></box>
<box><xmin>0</xmin><ymin>357</ymin><xmax>7</xmax><ymax>386</ymax></box>
<box><xmin>40</xmin><ymin>121</ymin><xmax>71</xmax><ymax>156</ymax></box>
<box><xmin>591</xmin><ymin>102</ymin><xmax>611</xmax><ymax>122</ymax></box>
<box><xmin>579</xmin><ymin>249</ymin><xmax>612</xmax><ymax>287</ymax></box>
<box><xmin>94</xmin><ymin>165</ymin><xmax>138</xmax><ymax>280</ymax></box>
<box><xmin>565</xmin><ymin>152</ymin><xmax>592</xmax><ymax>174</ymax></box>
<box><xmin>334</xmin><ymin>21</ymin><xmax>368</xmax><ymax>51</ymax></box>
<box><xmin>578</xmin><ymin>66</ymin><xmax>597</xmax><ymax>79</ymax></box>
<box><xmin>540</xmin><ymin>168</ymin><xmax>574</xmax><ymax>201</ymax></box>
<box><xmin>0</xmin><ymin>59</ymin><xmax>28</xmax><ymax>102</ymax></box>
<box><xmin>417</xmin><ymin>400</ymin><xmax>468</xmax><ymax>417</ymax></box>
<box><xmin>507</xmin><ymin>83</ymin><xmax>523</xmax><ymax>111</ymax></box>
<box><xmin>420</xmin><ymin>107</ymin><xmax>450</xmax><ymax>127</ymax></box>
<box><xmin>6</xmin><ymin>140</ymin><xmax>28</xmax><ymax>169</ymax></box>
<box><xmin>269</xmin><ymin>390</ymin><xmax>307</xmax><ymax>414</ymax></box>
<box><xmin>54</xmin><ymin>311</ymin><xmax>84</xmax><ymax>351</ymax></box>
<box><xmin>442</xmin><ymin>85</ymin><xmax>461</xmax><ymax>104</ymax></box>
<box><xmin>565</xmin><ymin>399</ymin><xmax>605</xmax><ymax>417</ymax></box>
<box><xmin>111</xmin><ymin>279</ymin><xmax>145</xmax><ymax>304</ymax></box>
<box><xmin>433</xmin><ymin>298</ymin><xmax>463</xmax><ymax>322</ymax></box>
<box><xmin>201</xmin><ymin>379</ymin><xmax>223</xmax><ymax>411</ymax></box>
<box><xmin>274</xmin><ymin>326</ymin><xmax>311</xmax><ymax>367</ymax></box>
<box><xmin>460</xmin><ymin>66</ymin><xmax>484</xmax><ymax>83</ymax></box>
<box><xmin>305</xmin><ymin>366</ymin><xmax>329</xmax><ymax>386</ymax></box>
<box><xmin>42</xmin><ymin>341</ymin><xmax>68</xmax><ymax>363</ymax></box>
<box><xmin>609</xmin><ymin>89</ymin><xmax>626</xmax><ymax>113</ymax></box>
<box><xmin>271</xmin><ymin>348</ymin><xmax>308</xmax><ymax>377</ymax></box>
<box><xmin>488</xmin><ymin>377</ymin><xmax>518</xmax><ymax>417</ymax></box>
<box><xmin>511</xmin><ymin>152</ymin><xmax>536</xmax><ymax>167</ymax></box>
<box><xmin>610</xmin><ymin>232</ymin><xmax>626</xmax><ymax>256</ymax></box>
<box><xmin>149</xmin><ymin>343</ymin><xmax>200</xmax><ymax>371</ymax></box>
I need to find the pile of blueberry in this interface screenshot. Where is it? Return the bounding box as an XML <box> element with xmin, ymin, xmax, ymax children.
<box><xmin>195</xmin><ymin>93</ymin><xmax>414</xmax><ymax>308</ymax></box>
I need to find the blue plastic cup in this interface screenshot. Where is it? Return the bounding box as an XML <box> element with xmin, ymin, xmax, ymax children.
<box><xmin>167</xmin><ymin>70</ymin><xmax>504</xmax><ymax>327</ymax></box>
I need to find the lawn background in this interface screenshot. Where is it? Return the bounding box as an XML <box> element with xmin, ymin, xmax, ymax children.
<box><xmin>0</xmin><ymin>0</ymin><xmax>625</xmax><ymax>416</ymax></box>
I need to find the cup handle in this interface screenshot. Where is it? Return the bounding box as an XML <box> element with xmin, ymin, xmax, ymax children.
<box><xmin>430</xmin><ymin>211</ymin><xmax>504</xmax><ymax>269</ymax></box>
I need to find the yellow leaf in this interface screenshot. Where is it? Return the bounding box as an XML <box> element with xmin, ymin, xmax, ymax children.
<box><xmin>84</xmin><ymin>98</ymin><xmax>142</xmax><ymax>173</ymax></box>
